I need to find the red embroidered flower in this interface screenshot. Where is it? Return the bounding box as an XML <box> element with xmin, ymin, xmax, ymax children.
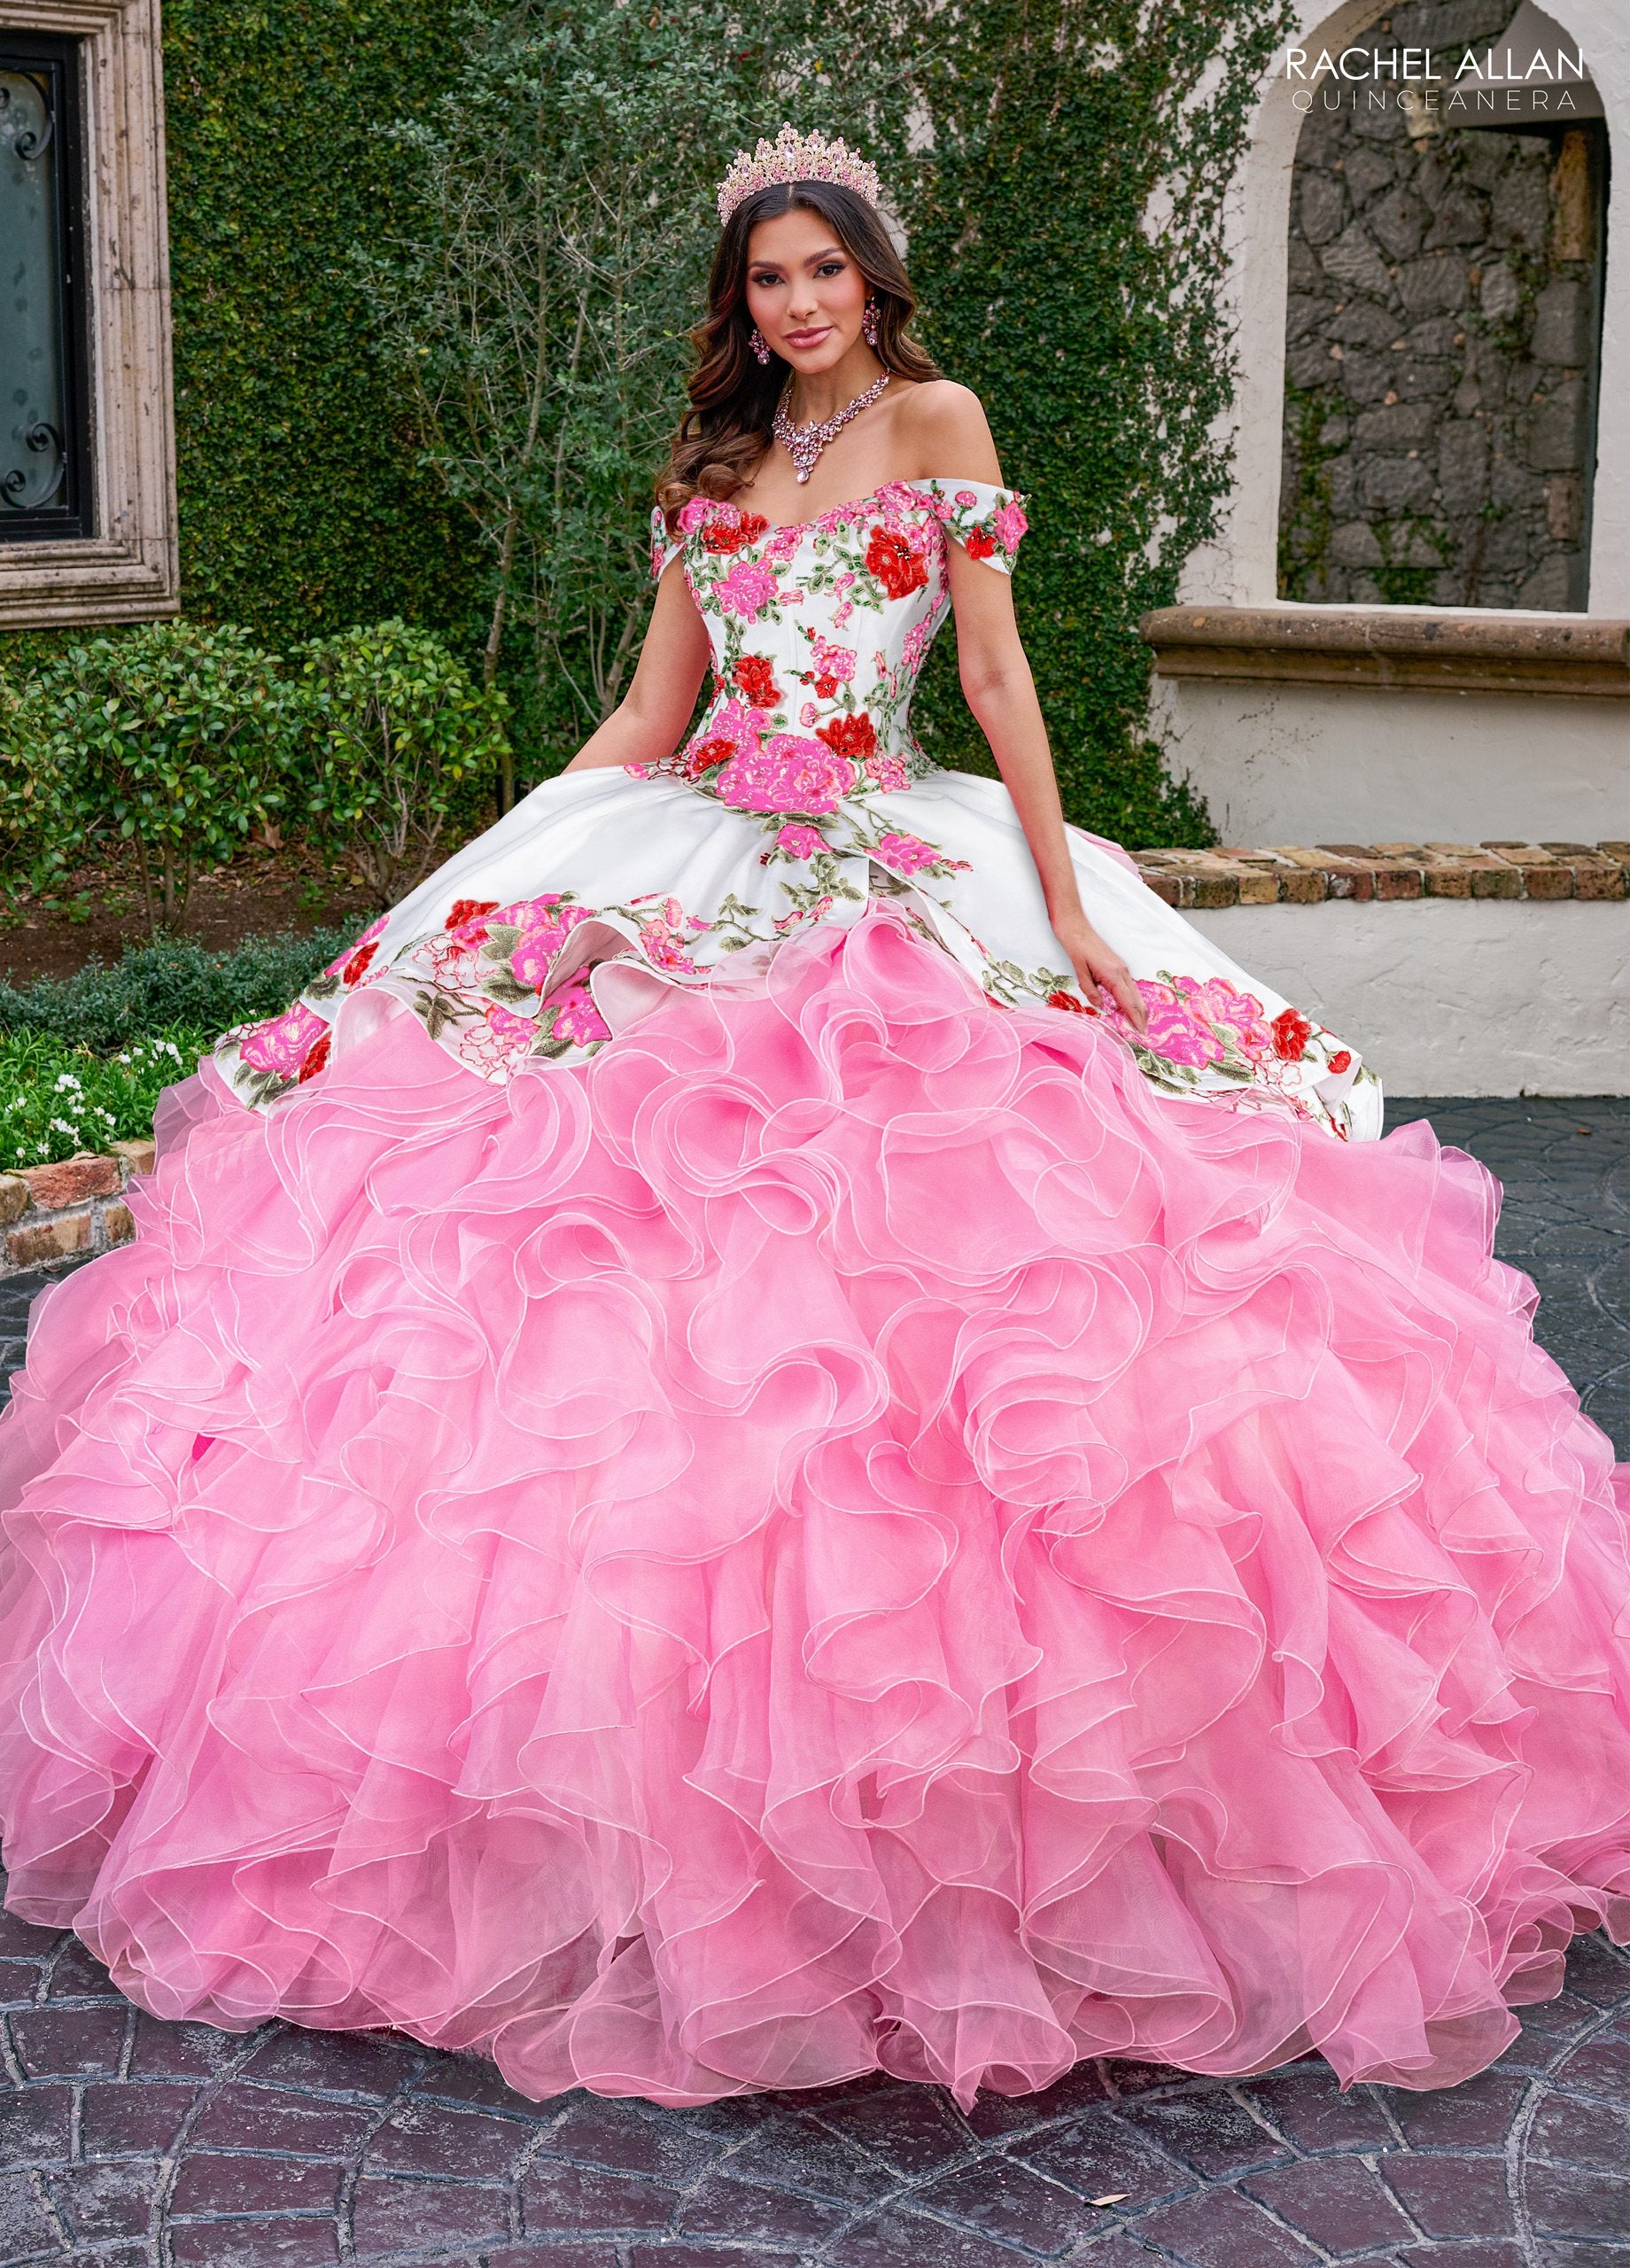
<box><xmin>816</xmin><ymin>711</ymin><xmax>877</xmax><ymax>762</ymax></box>
<box><xmin>1047</xmin><ymin>989</ymin><xmax>1095</xmax><ymax>1015</ymax></box>
<box><xmin>865</xmin><ymin>527</ymin><xmax>928</xmax><ymax>600</ymax></box>
<box><xmin>734</xmin><ymin>654</ymin><xmax>780</xmax><ymax>708</ymax></box>
<box><xmin>296</xmin><ymin>1032</ymin><xmax>331</xmax><ymax>1084</ymax></box>
<box><xmin>445</xmin><ymin>899</ymin><xmax>499</xmax><ymax>935</ymax></box>
<box><xmin>342</xmin><ymin>941</ymin><xmax>377</xmax><ymax>986</ymax></box>
<box><xmin>1271</xmin><ymin>1007</ymin><xmax>1313</xmax><ymax>1061</ymax></box>
<box><xmin>703</xmin><ymin>510</ymin><xmax>768</xmax><ymax>555</ymax></box>
<box><xmin>685</xmin><ymin>734</ymin><xmax>736</xmax><ymax>779</ymax></box>
<box><xmin>1328</xmin><ymin>1048</ymin><xmax>1352</xmax><ymax>1074</ymax></box>
<box><xmin>811</xmin><ymin>673</ymin><xmax>839</xmax><ymax>699</ymax></box>
<box><xmin>964</xmin><ymin>528</ymin><xmax>997</xmax><ymax>561</ymax></box>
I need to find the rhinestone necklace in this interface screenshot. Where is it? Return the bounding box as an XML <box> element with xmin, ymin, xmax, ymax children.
<box><xmin>772</xmin><ymin>369</ymin><xmax>890</xmax><ymax>484</ymax></box>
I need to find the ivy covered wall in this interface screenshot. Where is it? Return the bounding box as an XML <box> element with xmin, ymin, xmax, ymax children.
<box><xmin>904</xmin><ymin>1</ymin><xmax>1293</xmax><ymax>846</ymax></box>
<box><xmin>159</xmin><ymin>0</ymin><xmax>477</xmax><ymax>643</ymax></box>
<box><xmin>12</xmin><ymin>0</ymin><xmax>1297</xmax><ymax>847</ymax></box>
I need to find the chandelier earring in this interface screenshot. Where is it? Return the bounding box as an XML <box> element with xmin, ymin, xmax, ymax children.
<box><xmin>862</xmin><ymin>297</ymin><xmax>881</xmax><ymax>349</ymax></box>
<box><xmin>749</xmin><ymin>327</ymin><xmax>772</xmax><ymax>367</ymax></box>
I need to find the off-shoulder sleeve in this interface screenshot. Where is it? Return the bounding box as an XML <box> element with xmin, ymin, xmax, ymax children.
<box><xmin>648</xmin><ymin>505</ymin><xmax>684</xmax><ymax>583</ymax></box>
<box><xmin>920</xmin><ymin>480</ymin><xmax>1029</xmax><ymax>575</ymax></box>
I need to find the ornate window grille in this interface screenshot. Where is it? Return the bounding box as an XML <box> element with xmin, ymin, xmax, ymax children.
<box><xmin>1</xmin><ymin>29</ymin><xmax>91</xmax><ymax>542</ymax></box>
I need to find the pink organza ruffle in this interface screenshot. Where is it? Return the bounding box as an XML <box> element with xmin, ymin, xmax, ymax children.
<box><xmin>0</xmin><ymin>905</ymin><xmax>1626</xmax><ymax>2109</ymax></box>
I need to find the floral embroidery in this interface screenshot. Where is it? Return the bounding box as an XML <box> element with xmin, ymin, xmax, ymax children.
<box><xmin>865</xmin><ymin>526</ymin><xmax>929</xmax><ymax>600</ymax></box>
<box><xmin>220</xmin><ymin>482</ymin><xmax>1368</xmax><ymax>1144</ymax></box>
<box><xmin>239</xmin><ymin>1002</ymin><xmax>329</xmax><ymax>1078</ymax></box>
<box><xmin>716</xmin><ymin>736</ymin><xmax>855</xmax><ymax>816</ymax></box>
<box><xmin>734</xmin><ymin>654</ymin><xmax>780</xmax><ymax>707</ymax></box>
<box><xmin>873</xmin><ymin>830</ymin><xmax>971</xmax><ymax>881</ymax></box>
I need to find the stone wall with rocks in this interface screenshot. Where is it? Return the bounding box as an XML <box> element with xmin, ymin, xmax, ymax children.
<box><xmin>1278</xmin><ymin>4</ymin><xmax>1605</xmax><ymax>610</ymax></box>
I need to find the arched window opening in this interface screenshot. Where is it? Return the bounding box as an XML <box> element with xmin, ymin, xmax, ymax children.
<box><xmin>1277</xmin><ymin>3</ymin><xmax>1608</xmax><ymax>610</ymax></box>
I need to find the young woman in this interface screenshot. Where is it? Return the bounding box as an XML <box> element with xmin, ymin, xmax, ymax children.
<box><xmin>0</xmin><ymin>128</ymin><xmax>1625</xmax><ymax>2113</ymax></box>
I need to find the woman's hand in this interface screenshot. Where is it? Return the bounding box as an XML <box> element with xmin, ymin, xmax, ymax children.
<box><xmin>1052</xmin><ymin>909</ymin><xmax>1148</xmax><ymax>1034</ymax></box>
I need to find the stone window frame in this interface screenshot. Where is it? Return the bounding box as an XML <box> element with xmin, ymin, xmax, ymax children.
<box><xmin>1163</xmin><ymin>0</ymin><xmax>1627</xmax><ymax>693</ymax></box>
<box><xmin>0</xmin><ymin>0</ymin><xmax>177</xmax><ymax>629</ymax></box>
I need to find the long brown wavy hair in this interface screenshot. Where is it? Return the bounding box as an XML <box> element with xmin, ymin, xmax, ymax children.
<box><xmin>656</xmin><ymin>179</ymin><xmax>941</xmax><ymax>526</ymax></box>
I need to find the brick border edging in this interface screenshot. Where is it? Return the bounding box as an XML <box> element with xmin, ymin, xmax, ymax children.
<box><xmin>1130</xmin><ymin>838</ymin><xmax>1630</xmax><ymax>908</ymax></box>
<box><xmin>0</xmin><ymin>1141</ymin><xmax>153</xmax><ymax>1278</ymax></box>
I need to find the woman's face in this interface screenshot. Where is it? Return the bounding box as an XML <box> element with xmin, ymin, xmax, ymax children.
<box><xmin>743</xmin><ymin>206</ymin><xmax>869</xmax><ymax>374</ymax></box>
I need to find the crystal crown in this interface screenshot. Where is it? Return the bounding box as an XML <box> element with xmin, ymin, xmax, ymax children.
<box><xmin>717</xmin><ymin>123</ymin><xmax>881</xmax><ymax>228</ymax></box>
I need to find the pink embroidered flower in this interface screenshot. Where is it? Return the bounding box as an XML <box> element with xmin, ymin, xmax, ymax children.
<box><xmin>239</xmin><ymin>1002</ymin><xmax>330</xmax><ymax>1078</ymax></box>
<box><xmin>798</xmin><ymin>701</ymin><xmax>819</xmax><ymax>728</ymax></box>
<box><xmin>1110</xmin><ymin>980</ymin><xmax>1226</xmax><ymax>1068</ymax></box>
<box><xmin>874</xmin><ymin>830</ymin><xmax>966</xmax><ymax>877</ymax></box>
<box><xmin>810</xmin><ymin>636</ymin><xmax>856</xmax><ymax>682</ymax></box>
<box><xmin>510</xmin><ymin>902</ymin><xmax>592</xmax><ymax>989</ymax></box>
<box><xmin>716</xmin><ymin>734</ymin><xmax>856</xmax><ymax>815</ymax></box>
<box><xmin>865</xmin><ymin>751</ymin><xmax>910</xmax><ymax>792</ymax></box>
<box><xmin>994</xmin><ymin>499</ymin><xmax>1028</xmax><ymax>553</ymax></box>
<box><xmin>677</xmin><ymin>496</ymin><xmax>716</xmax><ymax>536</ymax></box>
<box><xmin>774</xmin><ymin>823</ymin><xmax>826</xmax><ymax>860</ymax></box>
<box><xmin>955</xmin><ymin>488</ymin><xmax>979</xmax><ymax>509</ymax></box>
<box><xmin>714</xmin><ymin>559</ymin><xmax>780</xmax><ymax>618</ymax></box>
<box><xmin>636</xmin><ymin>897</ymin><xmax>705</xmax><ymax>974</ymax></box>
<box><xmin>1169</xmin><ymin>975</ymin><xmax>1271</xmax><ymax>1058</ymax></box>
<box><xmin>549</xmin><ymin>973</ymin><xmax>610</xmax><ymax>1047</ymax></box>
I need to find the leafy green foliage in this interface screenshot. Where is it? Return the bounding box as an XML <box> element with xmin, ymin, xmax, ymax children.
<box><xmin>0</xmin><ymin>929</ymin><xmax>354</xmax><ymax>1055</ymax></box>
<box><xmin>295</xmin><ymin>619</ymin><xmax>511</xmax><ymax>905</ymax></box>
<box><xmin>0</xmin><ymin>624</ymin><xmax>300</xmax><ymax>933</ymax></box>
<box><xmin>159</xmin><ymin>0</ymin><xmax>478</xmax><ymax>641</ymax></box>
<box><xmin>0</xmin><ymin>1029</ymin><xmax>210</xmax><ymax>1169</ymax></box>
<box><xmin>900</xmin><ymin>0</ymin><xmax>1294</xmax><ymax>845</ymax></box>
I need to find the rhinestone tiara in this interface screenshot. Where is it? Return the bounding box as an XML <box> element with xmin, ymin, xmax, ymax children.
<box><xmin>716</xmin><ymin>123</ymin><xmax>881</xmax><ymax>228</ymax></box>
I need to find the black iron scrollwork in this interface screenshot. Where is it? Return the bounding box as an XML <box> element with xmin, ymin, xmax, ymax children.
<box><xmin>0</xmin><ymin>74</ymin><xmax>55</xmax><ymax>161</ymax></box>
<box><xmin>1</xmin><ymin>423</ymin><xmax>66</xmax><ymax>509</ymax></box>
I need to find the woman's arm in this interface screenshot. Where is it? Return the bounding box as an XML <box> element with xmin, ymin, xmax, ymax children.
<box><xmin>910</xmin><ymin>389</ymin><xmax>1147</xmax><ymax>1031</ymax></box>
<box><xmin>562</xmin><ymin>561</ymin><xmax>713</xmax><ymax>773</ymax></box>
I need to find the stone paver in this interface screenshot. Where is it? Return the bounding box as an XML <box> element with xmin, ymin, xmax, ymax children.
<box><xmin>0</xmin><ymin>1097</ymin><xmax>1624</xmax><ymax>2264</ymax></box>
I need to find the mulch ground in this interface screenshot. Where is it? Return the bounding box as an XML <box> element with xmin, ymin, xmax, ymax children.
<box><xmin>0</xmin><ymin>847</ymin><xmax>388</xmax><ymax>988</ymax></box>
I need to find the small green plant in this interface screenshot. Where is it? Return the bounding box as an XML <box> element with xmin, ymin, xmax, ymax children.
<box><xmin>0</xmin><ymin>1029</ymin><xmax>211</xmax><ymax>1169</ymax></box>
<box><xmin>1372</xmin><ymin>514</ymin><xmax>1452</xmax><ymax>606</ymax></box>
<box><xmin>0</xmin><ymin>624</ymin><xmax>301</xmax><ymax>936</ymax></box>
<box><xmin>1277</xmin><ymin>386</ymin><xmax>1347</xmax><ymax>602</ymax></box>
<box><xmin>295</xmin><ymin>620</ymin><xmax>510</xmax><ymax>906</ymax></box>
<box><xmin>0</xmin><ymin>928</ymin><xmax>355</xmax><ymax>1056</ymax></box>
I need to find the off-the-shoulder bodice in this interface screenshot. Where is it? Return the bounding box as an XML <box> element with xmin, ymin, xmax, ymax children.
<box><xmin>640</xmin><ymin>478</ymin><xmax>1028</xmax><ymax>802</ymax></box>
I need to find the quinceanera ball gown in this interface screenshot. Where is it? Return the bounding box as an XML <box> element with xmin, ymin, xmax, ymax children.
<box><xmin>0</xmin><ymin>479</ymin><xmax>1626</xmax><ymax>2111</ymax></box>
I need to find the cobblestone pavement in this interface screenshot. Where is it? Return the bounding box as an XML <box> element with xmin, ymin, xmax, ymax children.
<box><xmin>0</xmin><ymin>1097</ymin><xmax>1624</xmax><ymax>2266</ymax></box>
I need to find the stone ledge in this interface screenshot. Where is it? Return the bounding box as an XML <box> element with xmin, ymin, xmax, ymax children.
<box><xmin>1139</xmin><ymin>606</ymin><xmax>1630</xmax><ymax>697</ymax></box>
<box><xmin>0</xmin><ymin>1140</ymin><xmax>153</xmax><ymax>1280</ymax></box>
<box><xmin>1132</xmin><ymin>841</ymin><xmax>1630</xmax><ymax>909</ymax></box>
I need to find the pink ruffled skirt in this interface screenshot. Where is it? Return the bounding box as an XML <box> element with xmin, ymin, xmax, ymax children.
<box><xmin>0</xmin><ymin>905</ymin><xmax>1626</xmax><ymax>2107</ymax></box>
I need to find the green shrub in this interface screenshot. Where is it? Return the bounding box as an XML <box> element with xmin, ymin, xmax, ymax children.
<box><xmin>0</xmin><ymin>929</ymin><xmax>355</xmax><ymax>1056</ymax></box>
<box><xmin>0</xmin><ymin>1029</ymin><xmax>212</xmax><ymax>1169</ymax></box>
<box><xmin>294</xmin><ymin>619</ymin><xmax>510</xmax><ymax>905</ymax></box>
<box><xmin>0</xmin><ymin>623</ymin><xmax>301</xmax><ymax>935</ymax></box>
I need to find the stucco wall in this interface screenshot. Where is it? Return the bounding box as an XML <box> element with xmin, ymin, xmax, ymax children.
<box><xmin>1187</xmin><ymin>897</ymin><xmax>1629</xmax><ymax>1092</ymax></box>
<box><xmin>1153</xmin><ymin>672</ymin><xmax>1627</xmax><ymax>844</ymax></box>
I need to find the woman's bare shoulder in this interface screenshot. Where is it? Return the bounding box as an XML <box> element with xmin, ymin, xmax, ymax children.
<box><xmin>894</xmin><ymin>380</ymin><xmax>1002</xmax><ymax>482</ymax></box>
